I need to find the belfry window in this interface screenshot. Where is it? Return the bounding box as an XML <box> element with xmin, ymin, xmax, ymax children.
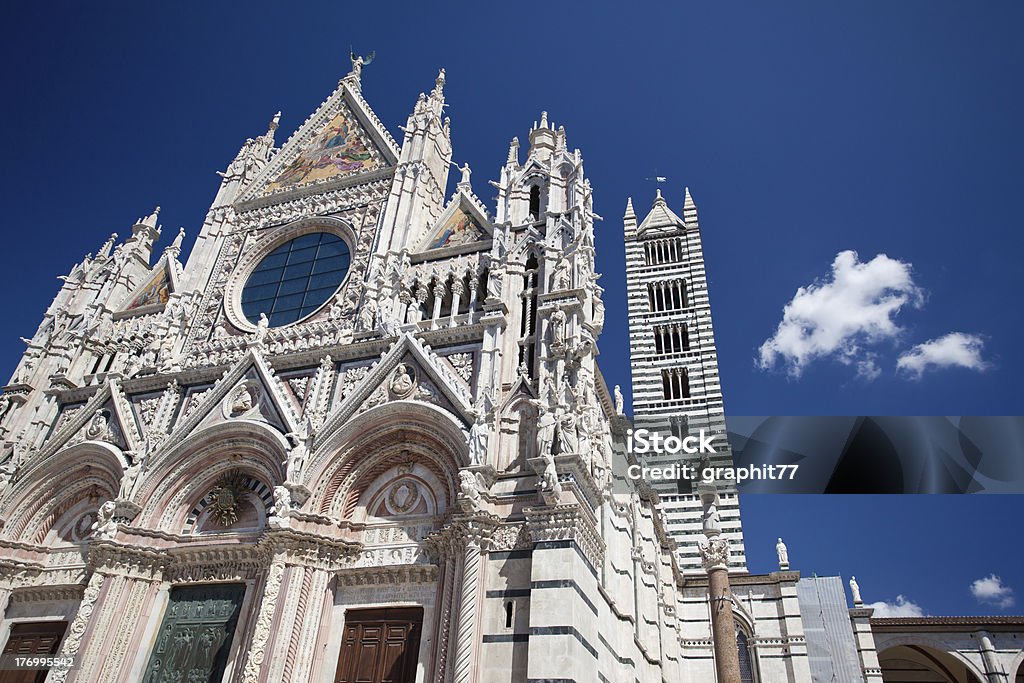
<box><xmin>644</xmin><ymin>237</ymin><xmax>685</xmax><ymax>266</ymax></box>
<box><xmin>529</xmin><ymin>185</ymin><xmax>541</xmax><ymax>220</ymax></box>
<box><xmin>241</xmin><ymin>231</ymin><xmax>351</xmax><ymax>327</ymax></box>
<box><xmin>661</xmin><ymin>367</ymin><xmax>690</xmax><ymax>400</ymax></box>
<box><xmin>654</xmin><ymin>324</ymin><xmax>689</xmax><ymax>355</ymax></box>
<box><xmin>647</xmin><ymin>279</ymin><xmax>688</xmax><ymax>313</ymax></box>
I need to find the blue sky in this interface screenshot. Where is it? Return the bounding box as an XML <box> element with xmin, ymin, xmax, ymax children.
<box><xmin>1</xmin><ymin>2</ymin><xmax>1021</xmax><ymax>615</ymax></box>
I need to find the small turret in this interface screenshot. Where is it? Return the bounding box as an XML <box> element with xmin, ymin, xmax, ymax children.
<box><xmin>528</xmin><ymin>111</ymin><xmax>557</xmax><ymax>162</ymax></box>
<box><xmin>128</xmin><ymin>206</ymin><xmax>162</xmax><ymax>264</ymax></box>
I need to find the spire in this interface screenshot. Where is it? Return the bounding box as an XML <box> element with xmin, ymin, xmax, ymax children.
<box><xmin>507</xmin><ymin>137</ymin><xmax>520</xmax><ymax>166</ymax></box>
<box><xmin>540</xmin><ymin>110</ymin><xmax>549</xmax><ymax>129</ymax></box>
<box><xmin>431</xmin><ymin>68</ymin><xmax>446</xmax><ymax>102</ymax></box>
<box><xmin>653</xmin><ymin>188</ymin><xmax>665</xmax><ymax>205</ymax></box>
<box><xmin>683</xmin><ymin>186</ymin><xmax>699</xmax><ymax>229</ymax></box>
<box><xmin>165</xmin><ymin>227</ymin><xmax>185</xmax><ymax>257</ymax></box>
<box><xmin>141</xmin><ymin>206</ymin><xmax>160</xmax><ymax>229</ymax></box>
<box><xmin>623</xmin><ymin>197</ymin><xmax>638</xmax><ymax>238</ymax></box>
<box><xmin>97</xmin><ymin>233</ymin><xmax>118</xmax><ymax>259</ymax></box>
<box><xmin>555</xmin><ymin>126</ymin><xmax>567</xmax><ymax>153</ymax></box>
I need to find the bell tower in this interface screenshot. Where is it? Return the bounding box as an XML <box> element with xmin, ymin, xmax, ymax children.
<box><xmin>624</xmin><ymin>187</ymin><xmax>747</xmax><ymax>574</ymax></box>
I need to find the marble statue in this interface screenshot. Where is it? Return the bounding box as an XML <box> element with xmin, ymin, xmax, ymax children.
<box><xmin>850</xmin><ymin>576</ymin><xmax>862</xmax><ymax>604</ymax></box>
<box><xmin>459</xmin><ymin>470</ymin><xmax>482</xmax><ymax>504</ymax></box>
<box><xmin>273</xmin><ymin>485</ymin><xmax>292</xmax><ymax>517</ymax></box>
<box><xmin>776</xmin><ymin>537</ymin><xmax>789</xmax><ymax>569</ymax></box>
<box><xmin>91</xmin><ymin>500</ymin><xmax>118</xmax><ymax>540</ymax></box>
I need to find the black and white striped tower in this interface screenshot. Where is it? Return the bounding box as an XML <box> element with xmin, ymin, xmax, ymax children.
<box><xmin>623</xmin><ymin>187</ymin><xmax>747</xmax><ymax>573</ymax></box>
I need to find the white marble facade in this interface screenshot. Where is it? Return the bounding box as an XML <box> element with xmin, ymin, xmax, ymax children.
<box><xmin>0</xmin><ymin>57</ymin><xmax>1018</xmax><ymax>683</ymax></box>
<box><xmin>0</xmin><ymin>61</ymin><xmax>691</xmax><ymax>683</ymax></box>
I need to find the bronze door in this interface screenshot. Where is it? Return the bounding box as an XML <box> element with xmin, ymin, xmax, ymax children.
<box><xmin>142</xmin><ymin>583</ymin><xmax>245</xmax><ymax>683</ymax></box>
<box><xmin>0</xmin><ymin>621</ymin><xmax>67</xmax><ymax>683</ymax></box>
<box><xmin>334</xmin><ymin>607</ymin><xmax>423</xmax><ymax>683</ymax></box>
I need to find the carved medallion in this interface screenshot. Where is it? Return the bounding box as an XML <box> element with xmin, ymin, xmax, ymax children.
<box><xmin>223</xmin><ymin>382</ymin><xmax>259</xmax><ymax>419</ymax></box>
<box><xmin>388</xmin><ymin>363</ymin><xmax>417</xmax><ymax>399</ymax></box>
<box><xmin>385</xmin><ymin>480</ymin><xmax>421</xmax><ymax>515</ymax></box>
<box><xmin>206</xmin><ymin>473</ymin><xmax>249</xmax><ymax>526</ymax></box>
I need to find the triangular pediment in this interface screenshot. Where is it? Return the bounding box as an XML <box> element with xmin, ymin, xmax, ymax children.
<box><xmin>419</xmin><ymin>194</ymin><xmax>493</xmax><ymax>253</ymax></box>
<box><xmin>41</xmin><ymin>380</ymin><xmax>141</xmax><ymax>457</ymax></box>
<box><xmin>117</xmin><ymin>255</ymin><xmax>180</xmax><ymax>317</ymax></box>
<box><xmin>318</xmin><ymin>333</ymin><xmax>474</xmax><ymax>446</ymax></box>
<box><xmin>154</xmin><ymin>348</ymin><xmax>300</xmax><ymax>464</ymax></box>
<box><xmin>239</xmin><ymin>82</ymin><xmax>399</xmax><ymax>205</ymax></box>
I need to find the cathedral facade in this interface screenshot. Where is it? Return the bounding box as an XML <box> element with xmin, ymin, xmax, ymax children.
<box><xmin>0</xmin><ymin>58</ymin><xmax>1021</xmax><ymax>683</ymax></box>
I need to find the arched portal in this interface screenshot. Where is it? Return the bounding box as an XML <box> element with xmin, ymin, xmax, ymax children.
<box><xmin>879</xmin><ymin>644</ymin><xmax>985</xmax><ymax>683</ymax></box>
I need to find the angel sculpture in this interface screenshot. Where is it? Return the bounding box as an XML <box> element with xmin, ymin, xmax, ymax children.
<box><xmin>348</xmin><ymin>48</ymin><xmax>375</xmax><ymax>79</ymax></box>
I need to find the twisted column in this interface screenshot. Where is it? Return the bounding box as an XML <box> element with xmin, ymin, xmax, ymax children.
<box><xmin>452</xmin><ymin>534</ymin><xmax>482</xmax><ymax>683</ymax></box>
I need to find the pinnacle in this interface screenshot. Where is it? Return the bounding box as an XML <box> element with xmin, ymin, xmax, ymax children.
<box><xmin>624</xmin><ymin>197</ymin><xmax>636</xmax><ymax>219</ymax></box>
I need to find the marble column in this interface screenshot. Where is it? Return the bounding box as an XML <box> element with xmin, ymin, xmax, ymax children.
<box><xmin>699</xmin><ymin>485</ymin><xmax>740</xmax><ymax>683</ymax></box>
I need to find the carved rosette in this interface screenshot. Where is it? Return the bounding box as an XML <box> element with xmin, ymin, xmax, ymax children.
<box><xmin>698</xmin><ymin>536</ymin><xmax>730</xmax><ymax>572</ymax></box>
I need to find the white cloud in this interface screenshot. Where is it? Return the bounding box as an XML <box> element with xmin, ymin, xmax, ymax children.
<box><xmin>758</xmin><ymin>250</ymin><xmax>924</xmax><ymax>378</ymax></box>
<box><xmin>865</xmin><ymin>595</ymin><xmax>925</xmax><ymax>617</ymax></box>
<box><xmin>897</xmin><ymin>332</ymin><xmax>989</xmax><ymax>379</ymax></box>
<box><xmin>970</xmin><ymin>574</ymin><xmax>1015</xmax><ymax>609</ymax></box>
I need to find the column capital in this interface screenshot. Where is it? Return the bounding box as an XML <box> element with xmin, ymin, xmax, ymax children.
<box><xmin>424</xmin><ymin>512</ymin><xmax>501</xmax><ymax>558</ymax></box>
<box><xmin>698</xmin><ymin>535</ymin><xmax>730</xmax><ymax>573</ymax></box>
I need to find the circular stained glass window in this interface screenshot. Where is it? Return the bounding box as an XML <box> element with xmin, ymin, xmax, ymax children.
<box><xmin>241</xmin><ymin>232</ymin><xmax>351</xmax><ymax>327</ymax></box>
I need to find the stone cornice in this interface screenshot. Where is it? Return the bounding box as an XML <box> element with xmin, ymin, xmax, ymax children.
<box><xmin>336</xmin><ymin>563</ymin><xmax>438</xmax><ymax>587</ymax></box>
<box><xmin>10</xmin><ymin>584</ymin><xmax>84</xmax><ymax>603</ymax></box>
<box><xmin>523</xmin><ymin>503</ymin><xmax>605</xmax><ymax>569</ymax></box>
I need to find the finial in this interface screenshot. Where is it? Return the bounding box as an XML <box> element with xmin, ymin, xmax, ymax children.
<box><xmin>655</xmin><ymin>188</ymin><xmax>663</xmax><ymax>202</ymax></box>
<box><xmin>540</xmin><ymin>111</ymin><xmax>549</xmax><ymax>128</ymax></box>
<box><xmin>167</xmin><ymin>227</ymin><xmax>185</xmax><ymax>253</ymax></box>
<box><xmin>431</xmin><ymin>68</ymin><xmax>446</xmax><ymax>99</ymax></box>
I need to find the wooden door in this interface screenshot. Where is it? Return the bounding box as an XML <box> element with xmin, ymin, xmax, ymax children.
<box><xmin>334</xmin><ymin>607</ymin><xmax>423</xmax><ymax>683</ymax></box>
<box><xmin>142</xmin><ymin>583</ymin><xmax>245</xmax><ymax>683</ymax></box>
<box><xmin>0</xmin><ymin>621</ymin><xmax>67</xmax><ymax>683</ymax></box>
